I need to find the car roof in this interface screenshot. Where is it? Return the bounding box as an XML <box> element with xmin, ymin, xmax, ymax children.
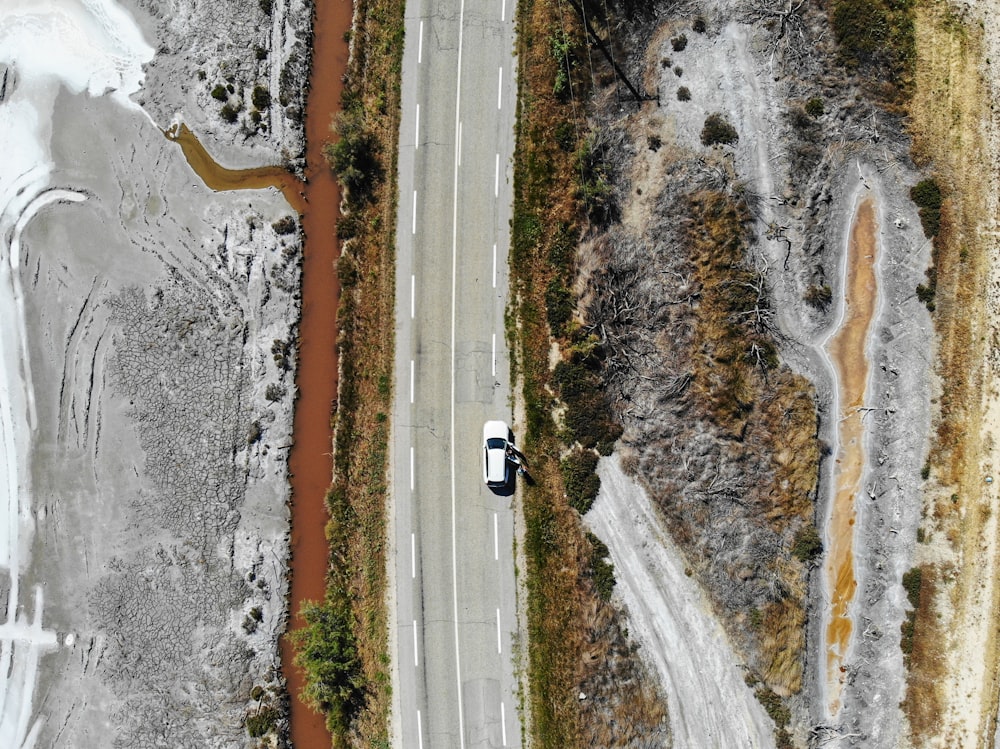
<box><xmin>483</xmin><ymin>420</ymin><xmax>508</xmax><ymax>440</ymax></box>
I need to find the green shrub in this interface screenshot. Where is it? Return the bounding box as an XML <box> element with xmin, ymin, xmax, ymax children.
<box><xmin>245</xmin><ymin>705</ymin><xmax>278</xmax><ymax>738</ymax></box>
<box><xmin>900</xmin><ymin>566</ymin><xmax>923</xmax><ymax>657</ymax></box>
<box><xmin>586</xmin><ymin>532</ymin><xmax>615</xmax><ymax>601</ymax></box>
<box><xmin>700</xmin><ymin>113</ymin><xmax>738</xmax><ymax>146</ymax></box>
<box><xmin>755</xmin><ymin>685</ymin><xmax>790</xmax><ymax>728</ymax></box>
<box><xmin>831</xmin><ymin>0</ymin><xmax>915</xmax><ymax>102</ymax></box>
<box><xmin>910</xmin><ymin>178</ymin><xmax>942</xmax><ymax>238</ymax></box>
<box><xmin>671</xmin><ymin>34</ymin><xmax>688</xmax><ymax>51</ymax></box>
<box><xmin>252</xmin><ymin>85</ymin><xmax>271</xmax><ymax>110</ymax></box>
<box><xmin>220</xmin><ymin>103</ymin><xmax>239</xmax><ymax>123</ymax></box>
<box><xmin>805</xmin><ymin>97</ymin><xmax>825</xmax><ymax>117</ymax></box>
<box><xmin>677</xmin><ymin>86</ymin><xmax>691</xmax><ymax>101</ymax></box>
<box><xmin>290</xmin><ymin>599</ymin><xmax>364</xmax><ymax>734</ymax></box>
<box><xmin>693</xmin><ymin>17</ymin><xmax>706</xmax><ymax>33</ymax></box>
<box><xmin>545</xmin><ymin>279</ymin><xmax>574</xmax><ymax>335</ymax></box>
<box><xmin>791</xmin><ymin>524</ymin><xmax>823</xmax><ymax>563</ymax></box>
<box><xmin>561</xmin><ymin>447</ymin><xmax>600</xmax><ymax>514</ymax></box>
<box><xmin>211</xmin><ymin>84</ymin><xmax>228</xmax><ymax>101</ymax></box>
<box><xmin>325</xmin><ymin>110</ymin><xmax>382</xmax><ymax>204</ymax></box>
<box><xmin>272</xmin><ymin>216</ymin><xmax>297</xmax><ymax>235</ymax></box>
<box><xmin>259</xmin><ymin>0</ymin><xmax>273</xmax><ymax>13</ymax></box>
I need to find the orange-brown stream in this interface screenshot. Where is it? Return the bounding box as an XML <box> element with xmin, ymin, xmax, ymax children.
<box><xmin>823</xmin><ymin>197</ymin><xmax>879</xmax><ymax>716</ymax></box>
<box><xmin>165</xmin><ymin>1</ymin><xmax>350</xmax><ymax>745</ymax></box>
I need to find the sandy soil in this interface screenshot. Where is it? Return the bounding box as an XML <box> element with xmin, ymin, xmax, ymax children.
<box><xmin>0</xmin><ymin>1</ymin><xmax>311</xmax><ymax>746</ymax></box>
<box><xmin>588</xmin><ymin>455</ymin><xmax>775</xmax><ymax>748</ymax></box>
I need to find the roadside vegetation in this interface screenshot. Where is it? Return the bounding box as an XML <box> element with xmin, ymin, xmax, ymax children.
<box><xmin>510</xmin><ymin>0</ymin><xmax>669</xmax><ymax>744</ymax></box>
<box><xmin>290</xmin><ymin>0</ymin><xmax>404</xmax><ymax>743</ymax></box>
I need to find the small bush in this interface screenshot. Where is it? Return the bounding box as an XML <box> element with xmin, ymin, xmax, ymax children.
<box><xmin>252</xmin><ymin>85</ymin><xmax>271</xmax><ymax>110</ymax></box>
<box><xmin>673</xmin><ymin>65</ymin><xmax>683</xmax><ymax>77</ymax></box>
<box><xmin>245</xmin><ymin>705</ymin><xmax>278</xmax><ymax>738</ymax></box>
<box><xmin>220</xmin><ymin>103</ymin><xmax>239</xmax><ymax>123</ymax></box>
<box><xmin>804</xmin><ymin>283</ymin><xmax>833</xmax><ymax>310</ymax></box>
<box><xmin>259</xmin><ymin>0</ymin><xmax>273</xmax><ymax>14</ymax></box>
<box><xmin>805</xmin><ymin>97</ymin><xmax>825</xmax><ymax>118</ymax></box>
<box><xmin>211</xmin><ymin>84</ymin><xmax>228</xmax><ymax>101</ymax></box>
<box><xmin>755</xmin><ymin>685</ymin><xmax>790</xmax><ymax>729</ymax></box>
<box><xmin>920</xmin><ymin>462</ymin><xmax>930</xmax><ymax>480</ymax></box>
<box><xmin>272</xmin><ymin>215</ymin><xmax>297</xmax><ymax>235</ymax></box>
<box><xmin>265</xmin><ymin>383</ymin><xmax>286</xmax><ymax>402</ymax></box>
<box><xmin>910</xmin><ymin>178</ymin><xmax>942</xmax><ymax>238</ymax></box>
<box><xmin>255</xmin><ymin>46</ymin><xmax>268</xmax><ymax>61</ymax></box>
<box><xmin>586</xmin><ymin>532</ymin><xmax>615</xmax><ymax>601</ymax></box>
<box><xmin>700</xmin><ymin>113</ymin><xmax>738</xmax><ymax>146</ymax></box>
<box><xmin>900</xmin><ymin>566</ymin><xmax>923</xmax><ymax>657</ymax></box>
<box><xmin>545</xmin><ymin>279</ymin><xmax>574</xmax><ymax>335</ymax></box>
<box><xmin>693</xmin><ymin>17</ymin><xmax>707</xmax><ymax>33</ymax></box>
<box><xmin>561</xmin><ymin>448</ymin><xmax>601</xmax><ymax>514</ymax></box>
<box><xmin>671</xmin><ymin>34</ymin><xmax>688</xmax><ymax>52</ymax></box>
<box><xmin>791</xmin><ymin>524</ymin><xmax>823</xmax><ymax>563</ymax></box>
<box><xmin>677</xmin><ymin>86</ymin><xmax>691</xmax><ymax>101</ymax></box>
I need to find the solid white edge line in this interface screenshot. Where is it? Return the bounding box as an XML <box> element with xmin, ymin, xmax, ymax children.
<box><xmin>494</xmin><ymin>512</ymin><xmax>499</xmax><ymax>560</ymax></box>
<box><xmin>501</xmin><ymin>701</ymin><xmax>507</xmax><ymax>746</ymax></box>
<box><xmin>411</xmin><ymin>274</ymin><xmax>416</xmax><ymax>319</ymax></box>
<box><xmin>410</xmin><ymin>359</ymin><xmax>415</xmax><ymax>404</ymax></box>
<box><xmin>458</xmin><ymin>121</ymin><xmax>463</xmax><ymax>167</ymax></box>
<box><xmin>411</xmin><ymin>532</ymin><xmax>416</xmax><ymax>578</ymax></box>
<box><xmin>415</xmin><ymin>103</ymin><xmax>420</xmax><ymax>149</ymax></box>
<box><xmin>492</xmin><ymin>243</ymin><xmax>497</xmax><ymax>288</ymax></box>
<box><xmin>492</xmin><ymin>333</ymin><xmax>496</xmax><ymax>376</ymax></box>
<box><xmin>452</xmin><ymin>0</ymin><xmax>468</xmax><ymax>744</ymax></box>
<box><xmin>497</xmin><ymin>66</ymin><xmax>503</xmax><ymax>110</ymax></box>
<box><xmin>410</xmin><ymin>446</ymin><xmax>415</xmax><ymax>491</ymax></box>
<box><xmin>417</xmin><ymin>709</ymin><xmax>424</xmax><ymax>749</ymax></box>
<box><xmin>496</xmin><ymin>608</ymin><xmax>502</xmax><ymax>653</ymax></box>
<box><xmin>412</xmin><ymin>190</ymin><xmax>417</xmax><ymax>234</ymax></box>
<box><xmin>413</xmin><ymin>620</ymin><xmax>419</xmax><ymax>666</ymax></box>
<box><xmin>494</xmin><ymin>154</ymin><xmax>499</xmax><ymax>197</ymax></box>
<box><xmin>418</xmin><ymin>19</ymin><xmax>423</xmax><ymax>63</ymax></box>
<box><xmin>501</xmin><ymin>0</ymin><xmax>505</xmax><ymax>22</ymax></box>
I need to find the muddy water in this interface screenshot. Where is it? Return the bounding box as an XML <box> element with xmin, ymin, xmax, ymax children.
<box><xmin>823</xmin><ymin>197</ymin><xmax>879</xmax><ymax>716</ymax></box>
<box><xmin>164</xmin><ymin>123</ymin><xmax>307</xmax><ymax>214</ymax></box>
<box><xmin>166</xmin><ymin>1</ymin><xmax>350</xmax><ymax>745</ymax></box>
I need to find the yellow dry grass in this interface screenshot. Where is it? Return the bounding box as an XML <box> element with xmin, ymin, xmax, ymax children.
<box><xmin>905</xmin><ymin>0</ymin><xmax>999</xmax><ymax>743</ymax></box>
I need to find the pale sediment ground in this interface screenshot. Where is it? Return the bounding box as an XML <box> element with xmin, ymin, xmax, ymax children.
<box><xmin>588</xmin><ymin>455</ymin><xmax>775</xmax><ymax>749</ymax></box>
<box><xmin>0</xmin><ymin>0</ymin><xmax>311</xmax><ymax>747</ymax></box>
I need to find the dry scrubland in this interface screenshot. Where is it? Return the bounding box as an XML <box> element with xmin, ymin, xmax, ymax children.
<box><xmin>505</xmin><ymin>0</ymin><xmax>971</xmax><ymax>745</ymax></box>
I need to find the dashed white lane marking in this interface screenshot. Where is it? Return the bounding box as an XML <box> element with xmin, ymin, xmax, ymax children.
<box><xmin>410</xmin><ymin>446</ymin><xmax>415</xmax><ymax>491</ymax></box>
<box><xmin>410</xmin><ymin>359</ymin><xmax>415</xmax><ymax>404</ymax></box>
<box><xmin>494</xmin><ymin>512</ymin><xmax>499</xmax><ymax>560</ymax></box>
<box><xmin>492</xmin><ymin>333</ymin><xmax>496</xmax><ymax>376</ymax></box>
<box><xmin>501</xmin><ymin>0</ymin><xmax>506</xmax><ymax>21</ymax></box>
<box><xmin>497</xmin><ymin>67</ymin><xmax>503</xmax><ymax>109</ymax></box>
<box><xmin>415</xmin><ymin>103</ymin><xmax>420</xmax><ymax>149</ymax></box>
<box><xmin>418</xmin><ymin>20</ymin><xmax>424</xmax><ymax>63</ymax></box>
<box><xmin>411</xmin><ymin>274</ymin><xmax>416</xmax><ymax>319</ymax></box>
<box><xmin>492</xmin><ymin>243</ymin><xmax>497</xmax><ymax>288</ymax></box>
<box><xmin>411</xmin><ymin>532</ymin><xmax>416</xmax><ymax>578</ymax></box>
<box><xmin>496</xmin><ymin>608</ymin><xmax>502</xmax><ymax>653</ymax></box>
<box><xmin>494</xmin><ymin>154</ymin><xmax>499</xmax><ymax>197</ymax></box>
<box><xmin>412</xmin><ymin>190</ymin><xmax>417</xmax><ymax>234</ymax></box>
<box><xmin>501</xmin><ymin>701</ymin><xmax>507</xmax><ymax>746</ymax></box>
<box><xmin>451</xmin><ymin>0</ymin><xmax>468</xmax><ymax>744</ymax></box>
<box><xmin>417</xmin><ymin>709</ymin><xmax>424</xmax><ymax>749</ymax></box>
<box><xmin>413</xmin><ymin>620</ymin><xmax>419</xmax><ymax>666</ymax></box>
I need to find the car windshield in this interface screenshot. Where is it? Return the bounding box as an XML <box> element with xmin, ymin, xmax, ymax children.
<box><xmin>486</xmin><ymin>438</ymin><xmax>507</xmax><ymax>450</ymax></box>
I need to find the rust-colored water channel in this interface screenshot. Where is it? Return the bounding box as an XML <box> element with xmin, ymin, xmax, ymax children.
<box><xmin>167</xmin><ymin>1</ymin><xmax>350</xmax><ymax>745</ymax></box>
<box><xmin>823</xmin><ymin>197</ymin><xmax>879</xmax><ymax>716</ymax></box>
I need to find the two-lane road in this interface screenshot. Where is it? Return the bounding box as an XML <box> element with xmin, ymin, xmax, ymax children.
<box><xmin>391</xmin><ymin>0</ymin><xmax>520</xmax><ymax>744</ymax></box>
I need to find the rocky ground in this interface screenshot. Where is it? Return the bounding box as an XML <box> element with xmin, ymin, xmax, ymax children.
<box><xmin>2</xmin><ymin>1</ymin><xmax>312</xmax><ymax>747</ymax></box>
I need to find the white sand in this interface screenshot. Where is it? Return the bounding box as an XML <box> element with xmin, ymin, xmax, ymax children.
<box><xmin>0</xmin><ymin>2</ymin><xmax>152</xmax><ymax>746</ymax></box>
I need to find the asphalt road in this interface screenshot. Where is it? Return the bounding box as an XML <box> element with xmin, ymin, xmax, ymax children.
<box><xmin>390</xmin><ymin>0</ymin><xmax>520</xmax><ymax>744</ymax></box>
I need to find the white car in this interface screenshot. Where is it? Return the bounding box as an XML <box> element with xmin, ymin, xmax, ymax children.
<box><xmin>482</xmin><ymin>420</ymin><xmax>510</xmax><ymax>488</ymax></box>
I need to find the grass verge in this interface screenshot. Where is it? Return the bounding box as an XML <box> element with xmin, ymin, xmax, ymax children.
<box><xmin>291</xmin><ymin>0</ymin><xmax>403</xmax><ymax>743</ymax></box>
<box><xmin>510</xmin><ymin>0</ymin><xmax>668</xmax><ymax>745</ymax></box>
